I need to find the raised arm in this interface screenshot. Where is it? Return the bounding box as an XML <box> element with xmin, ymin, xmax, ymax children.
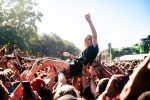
<box><xmin>85</xmin><ymin>13</ymin><xmax>97</xmax><ymax>47</ymax></box>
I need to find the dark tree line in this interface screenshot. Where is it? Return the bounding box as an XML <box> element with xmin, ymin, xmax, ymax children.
<box><xmin>101</xmin><ymin>36</ymin><xmax>149</xmax><ymax>60</ymax></box>
<box><xmin>141</xmin><ymin>35</ymin><xmax>150</xmax><ymax>53</ymax></box>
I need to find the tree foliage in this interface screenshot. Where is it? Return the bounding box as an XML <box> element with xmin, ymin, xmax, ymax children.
<box><xmin>141</xmin><ymin>35</ymin><xmax>150</xmax><ymax>53</ymax></box>
<box><xmin>101</xmin><ymin>42</ymin><xmax>146</xmax><ymax>60</ymax></box>
<box><xmin>0</xmin><ymin>0</ymin><xmax>80</xmax><ymax>58</ymax></box>
<box><xmin>27</xmin><ymin>33</ymin><xmax>80</xmax><ymax>58</ymax></box>
<box><xmin>0</xmin><ymin>0</ymin><xmax>43</xmax><ymax>35</ymax></box>
<box><xmin>0</xmin><ymin>25</ymin><xmax>25</xmax><ymax>53</ymax></box>
<box><xmin>0</xmin><ymin>0</ymin><xmax>42</xmax><ymax>50</ymax></box>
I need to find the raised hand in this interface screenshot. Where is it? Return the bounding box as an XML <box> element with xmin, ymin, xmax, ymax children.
<box><xmin>90</xmin><ymin>66</ymin><xmax>97</xmax><ymax>79</ymax></box>
<box><xmin>85</xmin><ymin>13</ymin><xmax>92</xmax><ymax>23</ymax></box>
<box><xmin>30</xmin><ymin>58</ymin><xmax>42</xmax><ymax>72</ymax></box>
<box><xmin>98</xmin><ymin>74</ymin><xmax>125</xmax><ymax>99</ymax></box>
<box><xmin>85</xmin><ymin>13</ymin><xmax>97</xmax><ymax>47</ymax></box>
<box><xmin>20</xmin><ymin>70</ymin><xmax>29</xmax><ymax>81</ymax></box>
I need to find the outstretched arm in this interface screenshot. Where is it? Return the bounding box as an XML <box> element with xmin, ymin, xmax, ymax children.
<box><xmin>63</xmin><ymin>52</ymin><xmax>76</xmax><ymax>60</ymax></box>
<box><xmin>85</xmin><ymin>13</ymin><xmax>97</xmax><ymax>47</ymax></box>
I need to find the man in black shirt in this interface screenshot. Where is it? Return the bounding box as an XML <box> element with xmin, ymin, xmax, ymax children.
<box><xmin>41</xmin><ymin>13</ymin><xmax>98</xmax><ymax>77</ymax></box>
<box><xmin>63</xmin><ymin>13</ymin><xmax>99</xmax><ymax>76</ymax></box>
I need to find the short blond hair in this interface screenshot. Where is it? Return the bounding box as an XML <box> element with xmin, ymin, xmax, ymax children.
<box><xmin>84</xmin><ymin>34</ymin><xmax>92</xmax><ymax>41</ymax></box>
<box><xmin>53</xmin><ymin>84</ymin><xmax>80</xmax><ymax>100</ymax></box>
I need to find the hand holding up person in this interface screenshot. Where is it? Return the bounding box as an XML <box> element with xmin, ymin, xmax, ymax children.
<box><xmin>30</xmin><ymin>58</ymin><xmax>43</xmax><ymax>72</ymax></box>
<box><xmin>27</xmin><ymin>58</ymin><xmax>43</xmax><ymax>81</ymax></box>
<box><xmin>40</xmin><ymin>58</ymin><xmax>69</xmax><ymax>72</ymax></box>
<box><xmin>46</xmin><ymin>66</ymin><xmax>57</xmax><ymax>91</ymax></box>
<box><xmin>82</xmin><ymin>64</ymin><xmax>89</xmax><ymax>90</ymax></box>
<box><xmin>90</xmin><ymin>66</ymin><xmax>97</xmax><ymax>79</ymax></box>
<box><xmin>19</xmin><ymin>70</ymin><xmax>29</xmax><ymax>81</ymax></box>
<box><xmin>89</xmin><ymin>66</ymin><xmax>97</xmax><ymax>97</ymax></box>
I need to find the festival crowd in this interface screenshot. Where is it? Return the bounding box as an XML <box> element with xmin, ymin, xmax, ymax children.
<box><xmin>0</xmin><ymin>13</ymin><xmax>150</xmax><ymax>100</ymax></box>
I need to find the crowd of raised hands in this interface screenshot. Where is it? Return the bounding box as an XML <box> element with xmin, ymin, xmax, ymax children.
<box><xmin>0</xmin><ymin>47</ymin><xmax>150</xmax><ymax>100</ymax></box>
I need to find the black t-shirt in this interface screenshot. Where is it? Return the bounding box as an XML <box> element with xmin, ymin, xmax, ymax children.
<box><xmin>70</xmin><ymin>44</ymin><xmax>99</xmax><ymax>76</ymax></box>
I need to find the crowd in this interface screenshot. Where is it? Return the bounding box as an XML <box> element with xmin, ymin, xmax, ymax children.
<box><xmin>0</xmin><ymin>46</ymin><xmax>150</xmax><ymax>100</ymax></box>
<box><xmin>0</xmin><ymin>13</ymin><xmax>150</xmax><ymax>100</ymax></box>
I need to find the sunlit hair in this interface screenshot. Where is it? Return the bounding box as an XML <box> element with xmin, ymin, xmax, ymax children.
<box><xmin>138</xmin><ymin>91</ymin><xmax>150</xmax><ymax>100</ymax></box>
<box><xmin>84</xmin><ymin>35</ymin><xmax>92</xmax><ymax>41</ymax></box>
<box><xmin>84</xmin><ymin>34</ymin><xmax>92</xmax><ymax>48</ymax></box>
<box><xmin>53</xmin><ymin>84</ymin><xmax>80</xmax><ymax>100</ymax></box>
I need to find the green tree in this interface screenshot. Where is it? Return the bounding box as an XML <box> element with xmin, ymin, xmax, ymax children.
<box><xmin>0</xmin><ymin>0</ymin><xmax>81</xmax><ymax>57</ymax></box>
<box><xmin>28</xmin><ymin>33</ymin><xmax>80</xmax><ymax>58</ymax></box>
<box><xmin>1</xmin><ymin>0</ymin><xmax>42</xmax><ymax>35</ymax></box>
<box><xmin>111</xmin><ymin>48</ymin><xmax>121</xmax><ymax>59</ymax></box>
<box><xmin>141</xmin><ymin>35</ymin><xmax>150</xmax><ymax>53</ymax></box>
<box><xmin>0</xmin><ymin>0</ymin><xmax>43</xmax><ymax>52</ymax></box>
<box><xmin>130</xmin><ymin>43</ymin><xmax>144</xmax><ymax>54</ymax></box>
<box><xmin>138</xmin><ymin>43</ymin><xmax>144</xmax><ymax>54</ymax></box>
<box><xmin>0</xmin><ymin>25</ymin><xmax>25</xmax><ymax>53</ymax></box>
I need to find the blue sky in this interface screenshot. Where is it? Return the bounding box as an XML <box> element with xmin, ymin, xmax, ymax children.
<box><xmin>35</xmin><ymin>0</ymin><xmax>150</xmax><ymax>51</ymax></box>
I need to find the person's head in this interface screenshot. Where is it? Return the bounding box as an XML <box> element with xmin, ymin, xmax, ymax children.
<box><xmin>72</xmin><ymin>77</ymin><xmax>82</xmax><ymax>90</ymax></box>
<box><xmin>53</xmin><ymin>84</ymin><xmax>80</xmax><ymax>100</ymax></box>
<box><xmin>31</xmin><ymin>78</ymin><xmax>53</xmax><ymax>100</ymax></box>
<box><xmin>57</xmin><ymin>94</ymin><xmax>85</xmax><ymax>100</ymax></box>
<box><xmin>84</xmin><ymin>35</ymin><xmax>92</xmax><ymax>48</ymax></box>
<box><xmin>96</xmin><ymin>78</ymin><xmax>109</xmax><ymax>96</ymax></box>
<box><xmin>31</xmin><ymin>78</ymin><xmax>46</xmax><ymax>93</ymax></box>
<box><xmin>39</xmin><ymin>87</ymin><xmax>53</xmax><ymax>100</ymax></box>
<box><xmin>138</xmin><ymin>91</ymin><xmax>150</xmax><ymax>100</ymax></box>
